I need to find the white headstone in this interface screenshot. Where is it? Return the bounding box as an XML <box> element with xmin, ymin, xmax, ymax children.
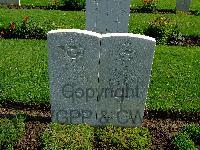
<box><xmin>176</xmin><ymin>0</ymin><xmax>191</xmax><ymax>12</ymax></box>
<box><xmin>0</xmin><ymin>0</ymin><xmax>20</xmax><ymax>5</ymax></box>
<box><xmin>48</xmin><ymin>29</ymin><xmax>101</xmax><ymax>124</ymax></box>
<box><xmin>48</xmin><ymin>30</ymin><xmax>156</xmax><ymax>127</ymax></box>
<box><xmin>98</xmin><ymin>33</ymin><xmax>156</xmax><ymax>126</ymax></box>
<box><xmin>86</xmin><ymin>0</ymin><xmax>131</xmax><ymax>33</ymax></box>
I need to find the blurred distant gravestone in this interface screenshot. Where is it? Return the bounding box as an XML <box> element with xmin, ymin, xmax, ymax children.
<box><xmin>0</xmin><ymin>0</ymin><xmax>20</xmax><ymax>5</ymax></box>
<box><xmin>176</xmin><ymin>0</ymin><xmax>192</xmax><ymax>12</ymax></box>
<box><xmin>86</xmin><ymin>0</ymin><xmax>131</xmax><ymax>33</ymax></box>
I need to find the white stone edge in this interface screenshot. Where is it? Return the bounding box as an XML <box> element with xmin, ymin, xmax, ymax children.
<box><xmin>102</xmin><ymin>33</ymin><xmax>156</xmax><ymax>42</ymax></box>
<box><xmin>47</xmin><ymin>29</ymin><xmax>102</xmax><ymax>38</ymax></box>
<box><xmin>47</xmin><ymin>29</ymin><xmax>156</xmax><ymax>42</ymax></box>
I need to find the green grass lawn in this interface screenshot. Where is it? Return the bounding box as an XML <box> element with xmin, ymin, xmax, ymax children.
<box><xmin>129</xmin><ymin>13</ymin><xmax>200</xmax><ymax>36</ymax></box>
<box><xmin>42</xmin><ymin>123</ymin><xmax>151</xmax><ymax>149</ymax></box>
<box><xmin>0</xmin><ymin>8</ymin><xmax>200</xmax><ymax>36</ymax></box>
<box><xmin>20</xmin><ymin>0</ymin><xmax>52</xmax><ymax>6</ymax></box>
<box><xmin>172</xmin><ymin>124</ymin><xmax>200</xmax><ymax>149</ymax></box>
<box><xmin>0</xmin><ymin>39</ymin><xmax>49</xmax><ymax>103</ymax></box>
<box><xmin>0</xmin><ymin>39</ymin><xmax>200</xmax><ymax>112</ymax></box>
<box><xmin>0</xmin><ymin>117</ymin><xmax>25</xmax><ymax>149</ymax></box>
<box><xmin>148</xmin><ymin>45</ymin><xmax>200</xmax><ymax>112</ymax></box>
<box><xmin>130</xmin><ymin>0</ymin><xmax>200</xmax><ymax>11</ymax></box>
<box><xmin>19</xmin><ymin>0</ymin><xmax>200</xmax><ymax>11</ymax></box>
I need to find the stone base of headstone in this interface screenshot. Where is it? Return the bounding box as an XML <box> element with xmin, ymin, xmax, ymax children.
<box><xmin>0</xmin><ymin>0</ymin><xmax>20</xmax><ymax>6</ymax></box>
<box><xmin>48</xmin><ymin>29</ymin><xmax>156</xmax><ymax>127</ymax></box>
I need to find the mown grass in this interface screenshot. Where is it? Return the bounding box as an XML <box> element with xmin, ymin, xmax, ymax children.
<box><xmin>129</xmin><ymin>13</ymin><xmax>200</xmax><ymax>36</ymax></box>
<box><xmin>0</xmin><ymin>8</ymin><xmax>200</xmax><ymax>36</ymax></box>
<box><xmin>42</xmin><ymin>123</ymin><xmax>94</xmax><ymax>149</ymax></box>
<box><xmin>148</xmin><ymin>45</ymin><xmax>200</xmax><ymax>112</ymax></box>
<box><xmin>41</xmin><ymin>123</ymin><xmax>151</xmax><ymax>149</ymax></box>
<box><xmin>0</xmin><ymin>9</ymin><xmax>85</xmax><ymax>31</ymax></box>
<box><xmin>20</xmin><ymin>0</ymin><xmax>200</xmax><ymax>11</ymax></box>
<box><xmin>130</xmin><ymin>0</ymin><xmax>200</xmax><ymax>11</ymax></box>
<box><xmin>0</xmin><ymin>39</ymin><xmax>49</xmax><ymax>103</ymax></box>
<box><xmin>20</xmin><ymin>0</ymin><xmax>52</xmax><ymax>6</ymax></box>
<box><xmin>0</xmin><ymin>117</ymin><xmax>25</xmax><ymax>149</ymax></box>
<box><xmin>95</xmin><ymin>125</ymin><xmax>151</xmax><ymax>149</ymax></box>
<box><xmin>0</xmin><ymin>39</ymin><xmax>200</xmax><ymax>112</ymax></box>
<box><xmin>172</xmin><ymin>124</ymin><xmax>200</xmax><ymax>149</ymax></box>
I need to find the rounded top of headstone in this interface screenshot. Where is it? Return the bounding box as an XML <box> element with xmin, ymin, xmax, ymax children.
<box><xmin>48</xmin><ymin>29</ymin><xmax>102</xmax><ymax>38</ymax></box>
<box><xmin>102</xmin><ymin>33</ymin><xmax>156</xmax><ymax>42</ymax></box>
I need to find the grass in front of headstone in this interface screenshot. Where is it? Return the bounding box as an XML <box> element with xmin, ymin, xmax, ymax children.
<box><xmin>172</xmin><ymin>124</ymin><xmax>200</xmax><ymax>149</ymax></box>
<box><xmin>95</xmin><ymin>125</ymin><xmax>151</xmax><ymax>149</ymax></box>
<box><xmin>0</xmin><ymin>116</ymin><xmax>25</xmax><ymax>149</ymax></box>
<box><xmin>41</xmin><ymin>123</ymin><xmax>94</xmax><ymax>149</ymax></box>
<box><xmin>0</xmin><ymin>8</ymin><xmax>200</xmax><ymax>36</ymax></box>
<box><xmin>1</xmin><ymin>39</ymin><xmax>200</xmax><ymax>112</ymax></box>
<box><xmin>41</xmin><ymin>123</ymin><xmax>151</xmax><ymax>149</ymax></box>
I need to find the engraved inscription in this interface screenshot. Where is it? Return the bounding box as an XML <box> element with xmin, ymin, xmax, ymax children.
<box><xmin>58</xmin><ymin>44</ymin><xmax>85</xmax><ymax>60</ymax></box>
<box><xmin>54</xmin><ymin>109</ymin><xmax>143</xmax><ymax>125</ymax></box>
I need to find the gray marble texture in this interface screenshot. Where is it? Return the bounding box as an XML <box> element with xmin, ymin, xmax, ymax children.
<box><xmin>86</xmin><ymin>0</ymin><xmax>131</xmax><ymax>33</ymax></box>
<box><xmin>48</xmin><ymin>30</ymin><xmax>156</xmax><ymax>126</ymax></box>
<box><xmin>98</xmin><ymin>33</ymin><xmax>156</xmax><ymax>126</ymax></box>
<box><xmin>48</xmin><ymin>29</ymin><xmax>101</xmax><ymax>125</ymax></box>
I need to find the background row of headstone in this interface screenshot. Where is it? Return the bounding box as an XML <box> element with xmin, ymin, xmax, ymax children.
<box><xmin>0</xmin><ymin>0</ymin><xmax>192</xmax><ymax>12</ymax></box>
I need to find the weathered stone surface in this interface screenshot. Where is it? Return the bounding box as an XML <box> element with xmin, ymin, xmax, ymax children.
<box><xmin>86</xmin><ymin>0</ymin><xmax>107</xmax><ymax>33</ymax></box>
<box><xmin>98</xmin><ymin>33</ymin><xmax>156</xmax><ymax>126</ymax></box>
<box><xmin>106</xmin><ymin>0</ymin><xmax>131</xmax><ymax>33</ymax></box>
<box><xmin>86</xmin><ymin>0</ymin><xmax>131</xmax><ymax>33</ymax></box>
<box><xmin>176</xmin><ymin>0</ymin><xmax>191</xmax><ymax>12</ymax></box>
<box><xmin>48</xmin><ymin>29</ymin><xmax>101</xmax><ymax>125</ymax></box>
<box><xmin>48</xmin><ymin>30</ymin><xmax>156</xmax><ymax>127</ymax></box>
<box><xmin>0</xmin><ymin>0</ymin><xmax>20</xmax><ymax>5</ymax></box>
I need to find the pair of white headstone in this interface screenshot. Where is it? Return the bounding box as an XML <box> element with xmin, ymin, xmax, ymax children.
<box><xmin>48</xmin><ymin>0</ymin><xmax>156</xmax><ymax>127</ymax></box>
<box><xmin>48</xmin><ymin>29</ymin><xmax>155</xmax><ymax>127</ymax></box>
